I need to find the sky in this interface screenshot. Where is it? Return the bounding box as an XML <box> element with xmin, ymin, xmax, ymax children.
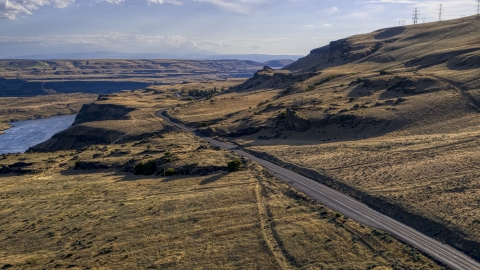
<box><xmin>0</xmin><ymin>0</ymin><xmax>479</xmax><ymax>58</ymax></box>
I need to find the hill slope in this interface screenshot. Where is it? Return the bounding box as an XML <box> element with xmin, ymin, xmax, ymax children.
<box><xmin>168</xmin><ymin>16</ymin><xmax>480</xmax><ymax>262</ymax></box>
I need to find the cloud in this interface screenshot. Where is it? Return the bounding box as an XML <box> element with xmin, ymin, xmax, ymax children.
<box><xmin>0</xmin><ymin>0</ymin><xmax>183</xmax><ymax>20</ymax></box>
<box><xmin>0</xmin><ymin>0</ymin><xmax>76</xmax><ymax>19</ymax></box>
<box><xmin>146</xmin><ymin>0</ymin><xmax>181</xmax><ymax>5</ymax></box>
<box><xmin>193</xmin><ymin>0</ymin><xmax>268</xmax><ymax>15</ymax></box>
<box><xmin>0</xmin><ymin>33</ymin><xmax>197</xmax><ymax>49</ymax></box>
<box><xmin>102</xmin><ymin>0</ymin><xmax>125</xmax><ymax>4</ymax></box>
<box><xmin>52</xmin><ymin>0</ymin><xmax>75</xmax><ymax>8</ymax></box>
<box><xmin>340</xmin><ymin>4</ymin><xmax>385</xmax><ymax>20</ymax></box>
<box><xmin>317</xmin><ymin>6</ymin><xmax>338</xmax><ymax>16</ymax></box>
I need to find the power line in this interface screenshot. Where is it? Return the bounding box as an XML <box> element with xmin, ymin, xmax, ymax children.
<box><xmin>412</xmin><ymin>8</ymin><xmax>420</xmax><ymax>24</ymax></box>
<box><xmin>438</xmin><ymin>4</ymin><xmax>444</xmax><ymax>21</ymax></box>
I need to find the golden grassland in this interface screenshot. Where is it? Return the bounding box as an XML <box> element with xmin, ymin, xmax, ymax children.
<box><xmin>166</xmin><ymin>16</ymin><xmax>480</xmax><ymax>260</ymax></box>
<box><xmin>168</xmin><ymin>69</ymin><xmax>480</xmax><ymax>251</ymax></box>
<box><xmin>0</xmin><ymin>93</ymin><xmax>97</xmax><ymax>134</ymax></box>
<box><xmin>0</xmin><ymin>130</ymin><xmax>444</xmax><ymax>269</ymax></box>
<box><xmin>171</xmin><ymin>89</ymin><xmax>279</xmax><ymax>126</ymax></box>
<box><xmin>30</xmin><ymin>80</ymin><xmax>245</xmax><ymax>152</ymax></box>
<box><xmin>245</xmin><ymin>132</ymin><xmax>480</xmax><ymax>243</ymax></box>
<box><xmin>4</xmin><ymin>16</ymin><xmax>480</xmax><ymax>268</ymax></box>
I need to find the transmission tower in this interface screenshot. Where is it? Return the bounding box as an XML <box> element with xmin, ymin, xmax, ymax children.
<box><xmin>438</xmin><ymin>4</ymin><xmax>443</xmax><ymax>21</ymax></box>
<box><xmin>412</xmin><ymin>8</ymin><xmax>420</xmax><ymax>24</ymax></box>
<box><xmin>422</xmin><ymin>18</ymin><xmax>427</xmax><ymax>23</ymax></box>
<box><xmin>399</xmin><ymin>20</ymin><xmax>406</xmax><ymax>26</ymax></box>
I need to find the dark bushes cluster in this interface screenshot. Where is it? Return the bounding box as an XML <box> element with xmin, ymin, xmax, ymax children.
<box><xmin>135</xmin><ymin>160</ymin><xmax>157</xmax><ymax>175</ymax></box>
<box><xmin>187</xmin><ymin>88</ymin><xmax>218</xmax><ymax>98</ymax></box>
<box><xmin>227</xmin><ymin>159</ymin><xmax>243</xmax><ymax>172</ymax></box>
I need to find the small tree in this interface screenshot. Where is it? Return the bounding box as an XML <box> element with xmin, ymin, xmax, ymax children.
<box><xmin>227</xmin><ymin>159</ymin><xmax>243</xmax><ymax>172</ymax></box>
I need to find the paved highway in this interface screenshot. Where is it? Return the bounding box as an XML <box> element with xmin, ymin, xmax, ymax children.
<box><xmin>158</xmin><ymin>110</ymin><xmax>480</xmax><ymax>270</ymax></box>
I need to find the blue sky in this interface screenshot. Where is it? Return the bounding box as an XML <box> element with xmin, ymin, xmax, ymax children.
<box><xmin>0</xmin><ymin>0</ymin><xmax>478</xmax><ymax>57</ymax></box>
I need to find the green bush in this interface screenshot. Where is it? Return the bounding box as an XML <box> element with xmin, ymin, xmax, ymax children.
<box><xmin>197</xmin><ymin>122</ymin><xmax>211</xmax><ymax>127</ymax></box>
<box><xmin>227</xmin><ymin>159</ymin><xmax>243</xmax><ymax>172</ymax></box>
<box><xmin>387</xmin><ymin>78</ymin><xmax>403</xmax><ymax>90</ymax></box>
<box><xmin>164</xmin><ymin>168</ymin><xmax>176</xmax><ymax>176</ymax></box>
<box><xmin>135</xmin><ymin>160</ymin><xmax>157</xmax><ymax>175</ymax></box>
<box><xmin>278</xmin><ymin>111</ymin><xmax>287</xmax><ymax>119</ymax></box>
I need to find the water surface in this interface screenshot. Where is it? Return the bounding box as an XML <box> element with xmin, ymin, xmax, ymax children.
<box><xmin>0</xmin><ymin>115</ymin><xmax>76</xmax><ymax>155</ymax></box>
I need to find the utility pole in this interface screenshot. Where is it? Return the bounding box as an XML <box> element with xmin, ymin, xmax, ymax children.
<box><xmin>438</xmin><ymin>4</ymin><xmax>443</xmax><ymax>22</ymax></box>
<box><xmin>412</xmin><ymin>8</ymin><xmax>420</xmax><ymax>24</ymax></box>
<box><xmin>477</xmin><ymin>0</ymin><xmax>480</xmax><ymax>18</ymax></box>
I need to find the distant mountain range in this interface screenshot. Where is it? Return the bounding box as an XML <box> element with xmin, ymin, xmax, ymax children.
<box><xmin>3</xmin><ymin>51</ymin><xmax>303</xmax><ymax>63</ymax></box>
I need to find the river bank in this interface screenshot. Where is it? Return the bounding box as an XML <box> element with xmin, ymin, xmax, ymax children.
<box><xmin>0</xmin><ymin>115</ymin><xmax>76</xmax><ymax>155</ymax></box>
<box><xmin>0</xmin><ymin>93</ymin><xmax>97</xmax><ymax>134</ymax></box>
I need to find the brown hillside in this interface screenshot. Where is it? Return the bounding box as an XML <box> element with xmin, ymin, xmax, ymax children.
<box><xmin>169</xmin><ymin>16</ymin><xmax>480</xmax><ymax>261</ymax></box>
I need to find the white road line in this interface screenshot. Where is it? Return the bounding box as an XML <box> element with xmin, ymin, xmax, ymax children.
<box><xmin>158</xmin><ymin>110</ymin><xmax>480</xmax><ymax>270</ymax></box>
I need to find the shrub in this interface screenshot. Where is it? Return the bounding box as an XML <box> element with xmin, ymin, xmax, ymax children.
<box><xmin>379</xmin><ymin>70</ymin><xmax>390</xmax><ymax>75</ymax></box>
<box><xmin>187</xmin><ymin>88</ymin><xmax>218</xmax><ymax>98</ymax></box>
<box><xmin>164</xmin><ymin>168</ymin><xmax>176</xmax><ymax>176</ymax></box>
<box><xmin>135</xmin><ymin>160</ymin><xmax>157</xmax><ymax>175</ymax></box>
<box><xmin>227</xmin><ymin>159</ymin><xmax>243</xmax><ymax>172</ymax></box>
<box><xmin>387</xmin><ymin>78</ymin><xmax>403</xmax><ymax>90</ymax></box>
<box><xmin>197</xmin><ymin>122</ymin><xmax>211</xmax><ymax>127</ymax></box>
<box><xmin>305</xmin><ymin>85</ymin><xmax>315</xmax><ymax>92</ymax></box>
<box><xmin>278</xmin><ymin>111</ymin><xmax>287</xmax><ymax>120</ymax></box>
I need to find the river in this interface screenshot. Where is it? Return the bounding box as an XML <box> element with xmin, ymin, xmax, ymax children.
<box><xmin>0</xmin><ymin>115</ymin><xmax>76</xmax><ymax>155</ymax></box>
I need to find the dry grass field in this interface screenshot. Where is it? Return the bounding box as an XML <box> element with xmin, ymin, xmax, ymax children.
<box><xmin>2</xmin><ymin>15</ymin><xmax>480</xmax><ymax>268</ymax></box>
<box><xmin>166</xmin><ymin>16</ymin><xmax>480</xmax><ymax>261</ymax></box>
<box><xmin>0</xmin><ymin>94</ymin><xmax>97</xmax><ymax>134</ymax></box>
<box><xmin>0</xmin><ymin>130</ymin><xmax>443</xmax><ymax>269</ymax></box>
<box><xmin>246</xmin><ymin>132</ymin><xmax>480</xmax><ymax>243</ymax></box>
<box><xmin>29</xmin><ymin>80</ymin><xmax>245</xmax><ymax>151</ymax></box>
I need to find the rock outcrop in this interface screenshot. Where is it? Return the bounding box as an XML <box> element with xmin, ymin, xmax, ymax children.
<box><xmin>285</xmin><ymin>108</ymin><xmax>310</xmax><ymax>132</ymax></box>
<box><xmin>73</xmin><ymin>103</ymin><xmax>134</xmax><ymax>126</ymax></box>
